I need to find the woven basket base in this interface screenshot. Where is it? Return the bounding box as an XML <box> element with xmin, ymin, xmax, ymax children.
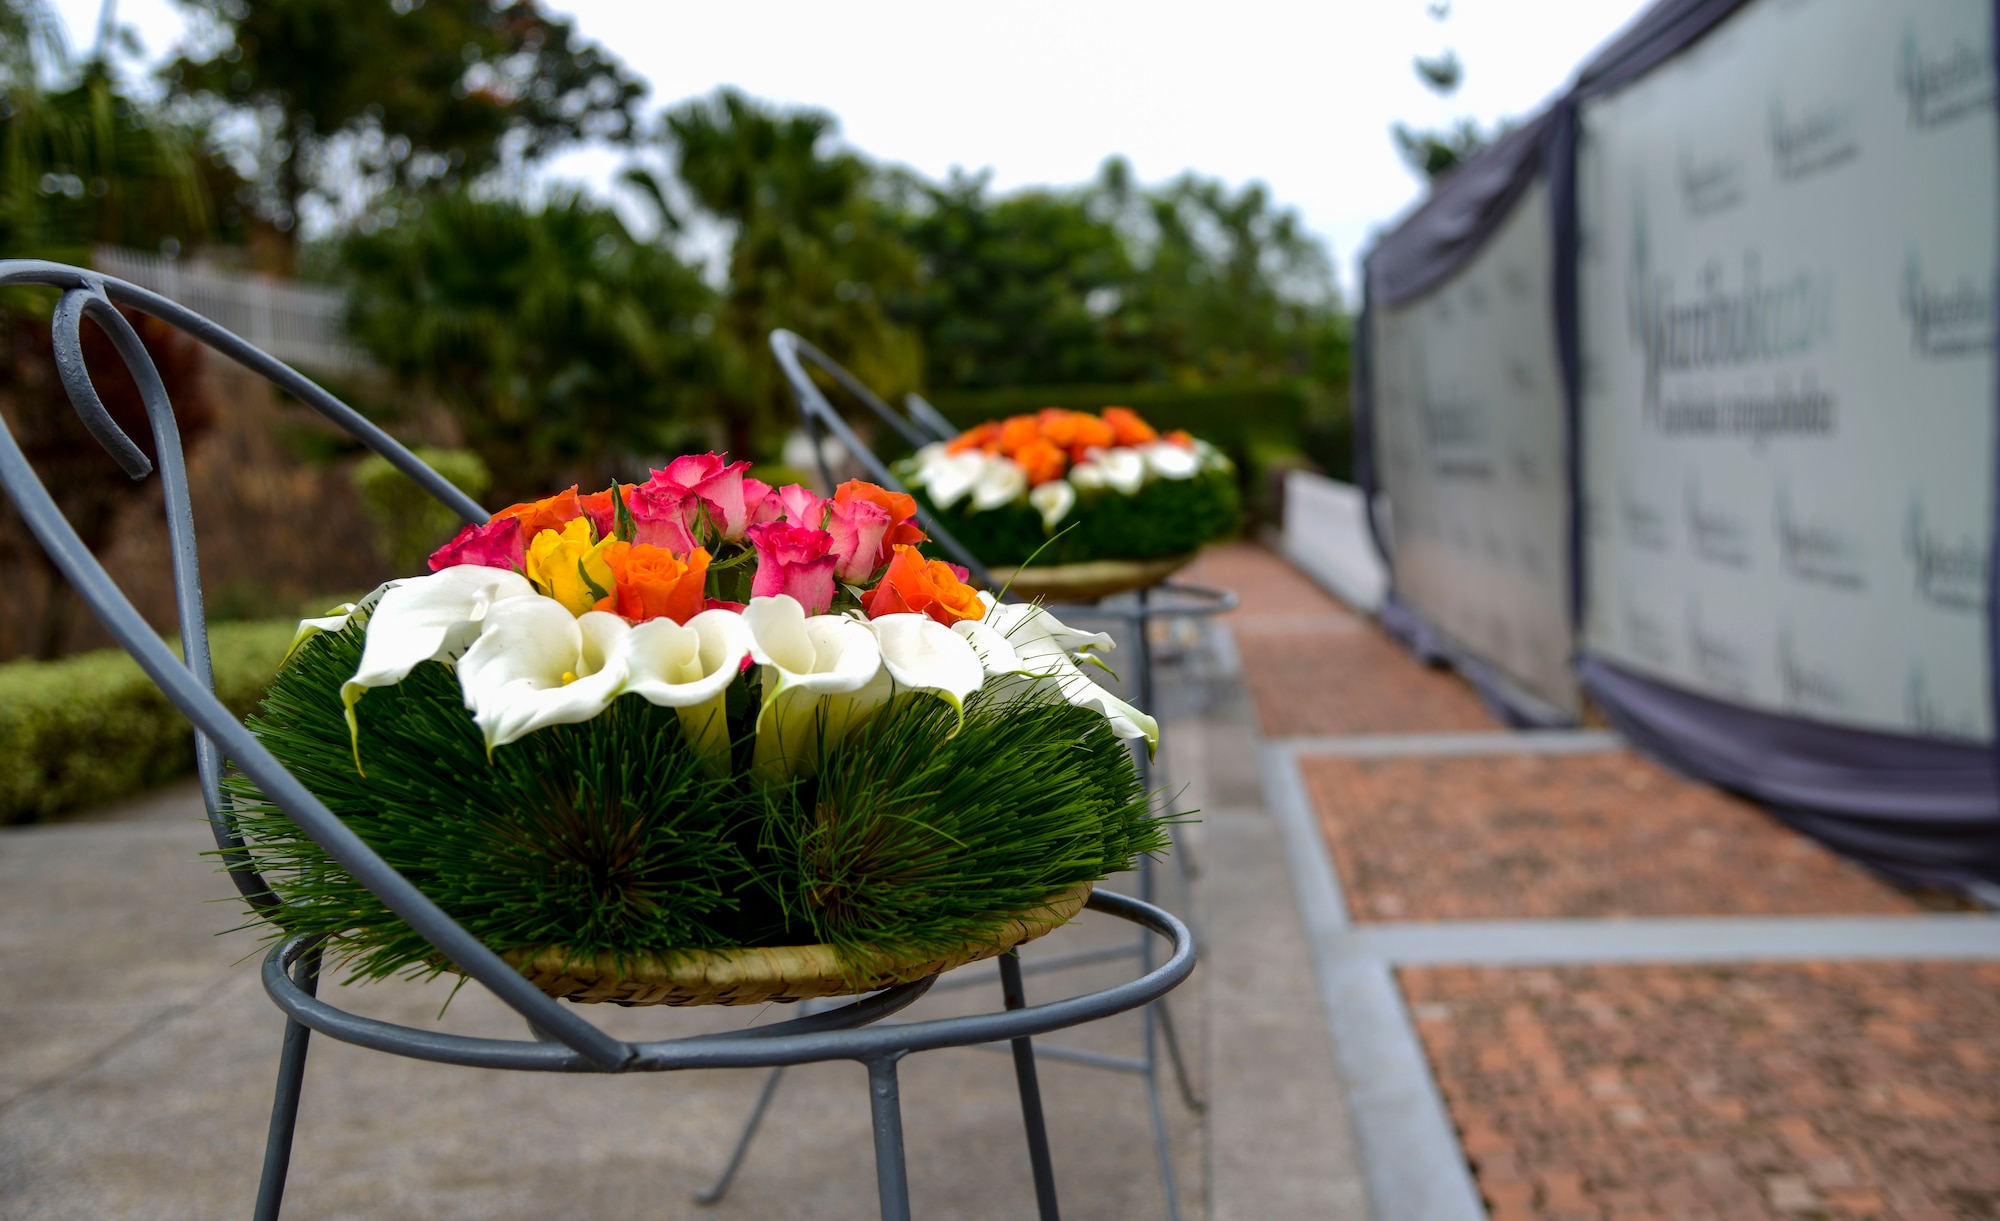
<box><xmin>494</xmin><ymin>884</ymin><xmax>1093</xmax><ymax>1007</ymax></box>
<box><xmin>988</xmin><ymin>554</ymin><xmax>1197</xmax><ymax>603</ymax></box>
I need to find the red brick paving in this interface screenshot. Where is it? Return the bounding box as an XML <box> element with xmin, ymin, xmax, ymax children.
<box><xmin>1304</xmin><ymin>751</ymin><xmax>1916</xmax><ymax>920</ymax></box>
<box><xmin>1404</xmin><ymin>962</ymin><xmax>2000</xmax><ymax>1221</ymax></box>
<box><xmin>1189</xmin><ymin>545</ymin><xmax>1984</xmax><ymax>1221</ymax></box>
<box><xmin>1187</xmin><ymin>542</ymin><xmax>1499</xmax><ymax>737</ymax></box>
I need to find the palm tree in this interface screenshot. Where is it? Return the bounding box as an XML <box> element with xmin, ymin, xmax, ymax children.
<box><xmin>339</xmin><ymin>190</ymin><xmax>720</xmax><ymax>505</ymax></box>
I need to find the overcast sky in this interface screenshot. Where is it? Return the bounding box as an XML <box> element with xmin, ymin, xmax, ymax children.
<box><xmin>53</xmin><ymin>0</ymin><xmax>1655</xmax><ymax>297</ymax></box>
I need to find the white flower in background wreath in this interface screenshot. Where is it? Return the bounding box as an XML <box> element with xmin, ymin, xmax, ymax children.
<box><xmin>1029</xmin><ymin>479</ymin><xmax>1077</xmax><ymax>529</ymax></box>
<box><xmin>912</xmin><ymin>443</ymin><xmax>990</xmax><ymax>510</ymax></box>
<box><xmin>970</xmin><ymin>455</ymin><xmax>1029</xmax><ymax>510</ymax></box>
<box><xmin>1140</xmin><ymin>440</ymin><xmax>1201</xmax><ymax>480</ymax></box>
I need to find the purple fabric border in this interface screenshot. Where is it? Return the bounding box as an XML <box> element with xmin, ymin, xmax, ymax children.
<box><xmin>1581</xmin><ymin>658</ymin><xmax>2000</xmax><ymax>886</ymax></box>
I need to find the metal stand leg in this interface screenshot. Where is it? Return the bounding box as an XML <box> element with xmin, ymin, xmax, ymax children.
<box><xmin>694</xmin><ymin>1066</ymin><xmax>787</xmax><ymax>1205</ymax></box>
<box><xmin>253</xmin><ymin>948</ymin><xmax>318</xmax><ymax>1221</ymax></box>
<box><xmin>1000</xmin><ymin>952</ymin><xmax>1062</xmax><ymax>1221</ymax></box>
<box><xmin>1128</xmin><ymin>589</ymin><xmax>1200</xmax><ymax>1221</ymax></box>
<box><xmin>866</xmin><ymin>1054</ymin><xmax>913</xmax><ymax>1221</ymax></box>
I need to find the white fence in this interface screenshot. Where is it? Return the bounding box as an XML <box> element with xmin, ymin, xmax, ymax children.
<box><xmin>91</xmin><ymin>246</ymin><xmax>368</xmax><ymax>375</ymax></box>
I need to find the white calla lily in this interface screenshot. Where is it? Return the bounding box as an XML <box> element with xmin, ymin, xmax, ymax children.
<box><xmin>285</xmin><ymin>601</ymin><xmax>359</xmax><ymax>662</ymax></box>
<box><xmin>970</xmin><ymin>455</ymin><xmax>1029</xmax><ymax>510</ymax></box>
<box><xmin>1140</xmin><ymin>441</ymin><xmax>1201</xmax><ymax>480</ymax></box>
<box><xmin>340</xmin><ymin>565</ymin><xmax>537</xmax><ymax>765</ymax></box>
<box><xmin>1096</xmin><ymin>448</ymin><xmax>1147</xmax><ymax>495</ymax></box>
<box><xmin>915</xmin><ymin>447</ymin><xmax>990</xmax><ymax>510</ymax></box>
<box><xmin>1067</xmin><ymin>460</ymin><xmax>1108</xmax><ymax>490</ymax></box>
<box><xmin>456</xmin><ymin>602</ymin><xmax>631</xmax><ymax>751</ymax></box>
<box><xmin>867</xmin><ymin>613</ymin><xmax>986</xmax><ymax>728</ymax></box>
<box><xmin>977</xmin><ymin>597</ymin><xmax>1158</xmax><ymax>753</ymax></box>
<box><xmin>743</xmin><ymin>595</ymin><xmax>886</xmax><ymax>778</ymax></box>
<box><xmin>623</xmin><ymin>609</ymin><xmax>755</xmax><ymax>770</ymax></box>
<box><xmin>1028</xmin><ymin>479</ymin><xmax>1077</xmax><ymax>529</ymax></box>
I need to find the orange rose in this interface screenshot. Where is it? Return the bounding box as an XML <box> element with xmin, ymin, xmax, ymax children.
<box><xmin>1102</xmin><ymin>407</ymin><xmax>1158</xmax><ymax>447</ymax></box>
<box><xmin>1014</xmin><ymin>437</ymin><xmax>1068</xmax><ymax>486</ymax></box>
<box><xmin>1162</xmin><ymin>428</ymin><xmax>1195</xmax><ymax>449</ymax></box>
<box><xmin>995</xmin><ymin>414</ymin><xmax>1041</xmax><ymax>455</ymax></box>
<box><xmin>595</xmin><ymin>542</ymin><xmax>711</xmax><ymax>624</ymax></box>
<box><xmin>947</xmin><ymin>421</ymin><xmax>1001</xmax><ymax>454</ymax></box>
<box><xmin>861</xmin><ymin>544</ymin><xmax>984</xmax><ymax>626</ymax></box>
<box><xmin>492</xmin><ymin>486</ymin><xmax>587</xmax><ymax>540</ymax></box>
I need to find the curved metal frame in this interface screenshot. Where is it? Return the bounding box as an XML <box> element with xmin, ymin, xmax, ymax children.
<box><xmin>767</xmin><ymin>328</ymin><xmax>1245</xmax><ymax>1220</ymax></box>
<box><xmin>0</xmin><ymin>260</ymin><xmax>1197</xmax><ymax>1221</ymax></box>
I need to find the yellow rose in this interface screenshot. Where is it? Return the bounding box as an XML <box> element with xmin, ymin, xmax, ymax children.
<box><xmin>524</xmin><ymin>517</ymin><xmax>616</xmax><ymax>616</ymax></box>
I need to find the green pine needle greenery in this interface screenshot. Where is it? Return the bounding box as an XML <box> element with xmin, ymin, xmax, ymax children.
<box><xmin>897</xmin><ymin>460</ymin><xmax>1241</xmax><ymax>567</ymax></box>
<box><xmin>223</xmin><ymin>619</ymin><xmax>1172</xmax><ymax>985</ymax></box>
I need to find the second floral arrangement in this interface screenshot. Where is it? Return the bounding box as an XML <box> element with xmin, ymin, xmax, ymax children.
<box><xmin>897</xmin><ymin>406</ymin><xmax>1239</xmax><ymax>568</ymax></box>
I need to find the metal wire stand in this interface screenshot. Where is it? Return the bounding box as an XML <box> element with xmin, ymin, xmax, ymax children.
<box><xmin>0</xmin><ymin>260</ymin><xmax>1197</xmax><ymax>1221</ymax></box>
<box><xmin>766</xmin><ymin>329</ymin><xmax>1237</xmax><ymax>1219</ymax></box>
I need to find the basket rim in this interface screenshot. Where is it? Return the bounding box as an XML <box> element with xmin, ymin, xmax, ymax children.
<box><xmin>987</xmin><ymin>553</ymin><xmax>1197</xmax><ymax>600</ymax></box>
<box><xmin>494</xmin><ymin>882</ymin><xmax>1093</xmax><ymax>1002</ymax></box>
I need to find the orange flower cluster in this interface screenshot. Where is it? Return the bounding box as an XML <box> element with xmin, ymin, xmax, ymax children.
<box><xmin>944</xmin><ymin>407</ymin><xmax>1190</xmax><ymax>486</ymax></box>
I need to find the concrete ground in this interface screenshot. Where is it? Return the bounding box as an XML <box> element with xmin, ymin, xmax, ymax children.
<box><xmin>0</xmin><ymin>604</ymin><xmax>1366</xmax><ymax>1220</ymax></box>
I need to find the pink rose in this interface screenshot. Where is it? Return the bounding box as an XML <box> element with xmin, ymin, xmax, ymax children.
<box><xmin>743</xmin><ymin>477</ymin><xmax>784</xmax><ymax>530</ymax></box>
<box><xmin>627</xmin><ymin>481</ymin><xmax>700</xmax><ymax>554</ymax></box>
<box><xmin>428</xmin><ymin>517</ymin><xmax>524</xmax><ymax>573</ymax></box>
<box><xmin>825</xmin><ymin>496</ymin><xmax>892</xmax><ymax>584</ymax></box>
<box><xmin>773</xmin><ymin>483</ymin><xmax>828</xmax><ymax>529</ymax></box>
<box><xmin>648</xmin><ymin>453</ymin><xmax>755</xmax><ymax>540</ymax></box>
<box><xmin>746</xmin><ymin>521</ymin><xmax>838</xmax><ymax>615</ymax></box>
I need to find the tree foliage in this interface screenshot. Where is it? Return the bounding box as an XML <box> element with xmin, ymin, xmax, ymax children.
<box><xmin>1</xmin><ymin>0</ymin><xmax>215</xmax><ymax>262</ymax></box>
<box><xmin>338</xmin><ymin>191</ymin><xmax>716</xmax><ymax>503</ymax></box>
<box><xmin>165</xmin><ymin>0</ymin><xmax>645</xmax><ymax>240</ymax></box>
<box><xmin>662</xmin><ymin>87</ymin><xmax>920</xmax><ymax>456</ymax></box>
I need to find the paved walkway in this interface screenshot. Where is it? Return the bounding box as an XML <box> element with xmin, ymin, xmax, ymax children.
<box><xmin>0</xmin><ymin>583</ymin><xmax>1361</xmax><ymax>1219</ymax></box>
<box><xmin>1182</xmin><ymin>543</ymin><xmax>2000</xmax><ymax>1221</ymax></box>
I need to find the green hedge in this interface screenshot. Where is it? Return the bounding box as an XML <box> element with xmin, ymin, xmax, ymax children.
<box><xmin>0</xmin><ymin>619</ymin><xmax>298</xmax><ymax>824</ymax></box>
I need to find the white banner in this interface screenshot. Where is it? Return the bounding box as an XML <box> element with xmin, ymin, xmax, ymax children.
<box><xmin>1578</xmin><ymin>0</ymin><xmax>1997</xmax><ymax>740</ymax></box>
<box><xmin>1372</xmin><ymin>180</ymin><xmax>1578</xmax><ymax>714</ymax></box>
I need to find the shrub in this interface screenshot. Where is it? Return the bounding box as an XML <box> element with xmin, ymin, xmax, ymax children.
<box><xmin>351</xmin><ymin>446</ymin><xmax>493</xmax><ymax>574</ymax></box>
<box><xmin>0</xmin><ymin>619</ymin><xmax>298</xmax><ymax>824</ymax></box>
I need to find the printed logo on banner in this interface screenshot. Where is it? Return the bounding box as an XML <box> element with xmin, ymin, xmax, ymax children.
<box><xmin>1464</xmin><ymin>279</ymin><xmax>1491</xmax><ymax>315</ymax></box>
<box><xmin>1906</xmin><ymin>666</ymin><xmax>1984</xmax><ymax>740</ymax></box>
<box><xmin>1903</xmin><ymin>499</ymin><xmax>1989</xmax><ymax>613</ymax></box>
<box><xmin>1678</xmin><ymin>149</ymin><xmax>1744</xmax><ymax>217</ymax></box>
<box><xmin>1621</xmin><ymin>585</ymin><xmax>1675</xmax><ymax>668</ymax></box>
<box><xmin>1768</xmin><ymin>100</ymin><xmax>1859</xmax><ymax>180</ymax></box>
<box><xmin>1685</xmin><ymin>478</ymin><xmax>1752</xmax><ymax>568</ymax></box>
<box><xmin>1420</xmin><ymin>388</ymin><xmax>1494</xmax><ymax>481</ymax></box>
<box><xmin>1627</xmin><ymin>225</ymin><xmax>1836</xmax><ymax>437</ymax></box>
<box><xmin>1686</xmin><ymin>599</ymin><xmax>1753</xmax><ymax>697</ymax></box>
<box><xmin>1774</xmin><ymin>483</ymin><xmax>1866</xmax><ymax>591</ymax></box>
<box><xmin>1900</xmin><ymin>253</ymin><xmax>1995</xmax><ymax>357</ymax></box>
<box><xmin>1898</xmin><ymin>22</ymin><xmax>1995</xmax><ymax>130</ymax></box>
<box><xmin>1777</xmin><ymin>623</ymin><xmax>1848</xmax><ymax>716</ymax></box>
<box><xmin>1502</xmin><ymin>264</ymin><xmax>1534</xmax><ymax>301</ymax></box>
<box><xmin>1620</xmin><ymin>484</ymin><xmax>1673</xmax><ymax>552</ymax></box>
